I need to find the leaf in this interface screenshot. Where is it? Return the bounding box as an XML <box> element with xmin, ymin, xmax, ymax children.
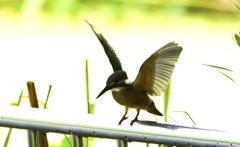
<box><xmin>234</xmin><ymin>33</ymin><xmax>240</xmax><ymax>47</ymax></box>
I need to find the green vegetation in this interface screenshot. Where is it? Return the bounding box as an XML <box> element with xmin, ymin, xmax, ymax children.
<box><xmin>0</xmin><ymin>0</ymin><xmax>239</xmax><ymax>21</ymax></box>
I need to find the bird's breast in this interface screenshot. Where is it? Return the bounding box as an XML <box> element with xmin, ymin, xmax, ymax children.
<box><xmin>111</xmin><ymin>86</ymin><xmax>152</xmax><ymax>110</ymax></box>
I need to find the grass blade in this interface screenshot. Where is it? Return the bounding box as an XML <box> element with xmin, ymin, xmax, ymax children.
<box><xmin>3</xmin><ymin>128</ymin><xmax>12</xmax><ymax>147</ymax></box>
<box><xmin>3</xmin><ymin>90</ymin><xmax>24</xmax><ymax>147</ymax></box>
<box><xmin>85</xmin><ymin>59</ymin><xmax>90</xmax><ymax>114</ymax></box>
<box><xmin>169</xmin><ymin>110</ymin><xmax>197</xmax><ymax>126</ymax></box>
<box><xmin>202</xmin><ymin>64</ymin><xmax>234</xmax><ymax>72</ymax></box>
<box><xmin>44</xmin><ymin>85</ymin><xmax>52</xmax><ymax>109</ymax></box>
<box><xmin>163</xmin><ymin>81</ymin><xmax>171</xmax><ymax>122</ymax></box>
<box><xmin>217</xmin><ymin>70</ymin><xmax>240</xmax><ymax>88</ymax></box>
<box><xmin>202</xmin><ymin>64</ymin><xmax>240</xmax><ymax>88</ymax></box>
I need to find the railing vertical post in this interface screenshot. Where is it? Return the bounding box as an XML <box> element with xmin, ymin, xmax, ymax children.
<box><xmin>72</xmin><ymin>135</ymin><xmax>83</xmax><ymax>147</ymax></box>
<box><xmin>117</xmin><ymin>140</ymin><xmax>128</xmax><ymax>147</ymax></box>
<box><xmin>27</xmin><ymin>130</ymin><xmax>38</xmax><ymax>147</ymax></box>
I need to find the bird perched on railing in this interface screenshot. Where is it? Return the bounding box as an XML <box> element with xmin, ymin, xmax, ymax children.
<box><xmin>86</xmin><ymin>20</ymin><xmax>183</xmax><ymax>126</ymax></box>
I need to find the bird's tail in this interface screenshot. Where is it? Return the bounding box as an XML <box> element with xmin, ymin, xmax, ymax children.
<box><xmin>147</xmin><ymin>102</ymin><xmax>163</xmax><ymax>116</ymax></box>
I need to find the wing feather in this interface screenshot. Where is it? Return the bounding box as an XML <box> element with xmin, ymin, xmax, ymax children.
<box><xmin>133</xmin><ymin>42</ymin><xmax>182</xmax><ymax>96</ymax></box>
<box><xmin>85</xmin><ymin>20</ymin><xmax>122</xmax><ymax>71</ymax></box>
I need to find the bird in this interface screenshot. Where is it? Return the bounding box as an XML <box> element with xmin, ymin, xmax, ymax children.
<box><xmin>86</xmin><ymin>20</ymin><xmax>183</xmax><ymax>126</ymax></box>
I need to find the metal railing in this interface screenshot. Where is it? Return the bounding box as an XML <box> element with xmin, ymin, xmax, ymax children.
<box><xmin>0</xmin><ymin>106</ymin><xmax>239</xmax><ymax>147</ymax></box>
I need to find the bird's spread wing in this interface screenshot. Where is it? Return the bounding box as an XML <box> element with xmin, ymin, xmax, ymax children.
<box><xmin>133</xmin><ymin>42</ymin><xmax>182</xmax><ymax>96</ymax></box>
<box><xmin>85</xmin><ymin>20</ymin><xmax>123</xmax><ymax>71</ymax></box>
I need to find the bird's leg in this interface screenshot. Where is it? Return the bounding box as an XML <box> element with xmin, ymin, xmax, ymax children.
<box><xmin>130</xmin><ymin>108</ymin><xmax>140</xmax><ymax>126</ymax></box>
<box><xmin>118</xmin><ymin>107</ymin><xmax>129</xmax><ymax>125</ymax></box>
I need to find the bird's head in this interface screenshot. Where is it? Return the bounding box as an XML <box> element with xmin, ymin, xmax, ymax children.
<box><xmin>96</xmin><ymin>70</ymin><xmax>129</xmax><ymax>99</ymax></box>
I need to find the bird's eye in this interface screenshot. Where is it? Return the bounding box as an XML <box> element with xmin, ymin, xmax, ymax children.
<box><xmin>117</xmin><ymin>79</ymin><xmax>125</xmax><ymax>85</ymax></box>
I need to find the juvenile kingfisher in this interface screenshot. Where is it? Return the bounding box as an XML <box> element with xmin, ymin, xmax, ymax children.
<box><xmin>86</xmin><ymin>20</ymin><xmax>183</xmax><ymax>126</ymax></box>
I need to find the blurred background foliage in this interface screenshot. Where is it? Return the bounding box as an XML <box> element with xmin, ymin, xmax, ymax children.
<box><xmin>0</xmin><ymin>0</ymin><xmax>240</xmax><ymax>147</ymax></box>
<box><xmin>0</xmin><ymin>0</ymin><xmax>239</xmax><ymax>20</ymax></box>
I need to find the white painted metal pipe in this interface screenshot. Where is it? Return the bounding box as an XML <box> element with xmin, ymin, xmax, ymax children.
<box><xmin>0</xmin><ymin>106</ymin><xmax>239</xmax><ymax>146</ymax></box>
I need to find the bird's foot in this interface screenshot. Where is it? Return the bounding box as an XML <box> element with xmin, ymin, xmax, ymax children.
<box><xmin>130</xmin><ymin>117</ymin><xmax>138</xmax><ymax>126</ymax></box>
<box><xmin>118</xmin><ymin>116</ymin><xmax>128</xmax><ymax>125</ymax></box>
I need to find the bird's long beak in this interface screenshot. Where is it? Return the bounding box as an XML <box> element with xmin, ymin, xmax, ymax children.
<box><xmin>96</xmin><ymin>85</ymin><xmax>110</xmax><ymax>99</ymax></box>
